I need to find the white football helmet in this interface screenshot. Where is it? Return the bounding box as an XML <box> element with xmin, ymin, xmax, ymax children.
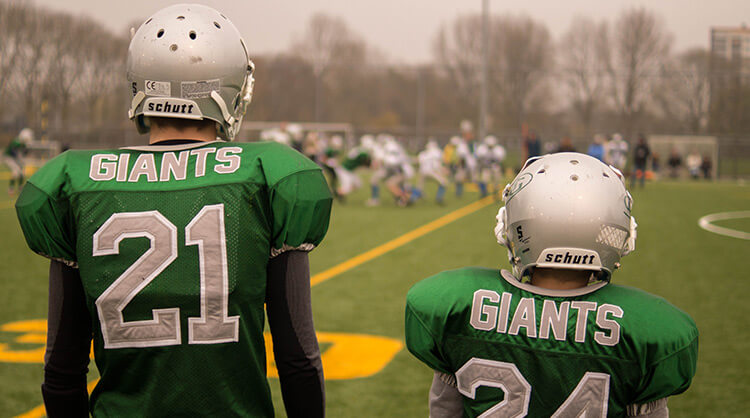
<box><xmin>17</xmin><ymin>128</ymin><xmax>34</xmax><ymax>143</ymax></box>
<box><xmin>495</xmin><ymin>152</ymin><xmax>637</xmax><ymax>281</ymax></box>
<box><xmin>127</xmin><ymin>4</ymin><xmax>254</xmax><ymax>140</ymax></box>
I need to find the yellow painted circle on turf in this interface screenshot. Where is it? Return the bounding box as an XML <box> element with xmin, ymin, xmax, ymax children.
<box><xmin>0</xmin><ymin>320</ymin><xmax>404</xmax><ymax>382</ymax></box>
<box><xmin>0</xmin><ymin>320</ymin><xmax>47</xmax><ymax>363</ymax></box>
<box><xmin>265</xmin><ymin>331</ymin><xmax>403</xmax><ymax>380</ymax></box>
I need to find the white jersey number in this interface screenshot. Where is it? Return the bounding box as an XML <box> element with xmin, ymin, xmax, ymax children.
<box><xmin>455</xmin><ymin>357</ymin><xmax>610</xmax><ymax>418</ymax></box>
<box><xmin>93</xmin><ymin>204</ymin><xmax>239</xmax><ymax>349</ymax></box>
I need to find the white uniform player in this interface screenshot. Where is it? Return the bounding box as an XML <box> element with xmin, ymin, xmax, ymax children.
<box><xmin>606</xmin><ymin>133</ymin><xmax>629</xmax><ymax>172</ymax></box>
<box><xmin>415</xmin><ymin>140</ymin><xmax>447</xmax><ymax>204</ymax></box>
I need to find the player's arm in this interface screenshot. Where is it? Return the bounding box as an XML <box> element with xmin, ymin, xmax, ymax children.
<box><xmin>429</xmin><ymin>370</ymin><xmax>463</xmax><ymax>418</ymax></box>
<box><xmin>42</xmin><ymin>260</ymin><xmax>92</xmax><ymax>418</ymax></box>
<box><xmin>627</xmin><ymin>398</ymin><xmax>669</xmax><ymax>417</ymax></box>
<box><xmin>266</xmin><ymin>250</ymin><xmax>324</xmax><ymax>418</ymax></box>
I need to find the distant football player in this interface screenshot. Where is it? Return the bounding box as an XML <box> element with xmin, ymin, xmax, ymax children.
<box><xmin>606</xmin><ymin>133</ymin><xmax>629</xmax><ymax>172</ymax></box>
<box><xmin>451</xmin><ymin>135</ymin><xmax>476</xmax><ymax>198</ymax></box>
<box><xmin>16</xmin><ymin>5</ymin><xmax>331</xmax><ymax>417</ymax></box>
<box><xmin>3</xmin><ymin>128</ymin><xmax>32</xmax><ymax>195</ymax></box>
<box><xmin>405</xmin><ymin>152</ymin><xmax>698</xmax><ymax>417</ymax></box>
<box><xmin>474</xmin><ymin>135</ymin><xmax>505</xmax><ymax>199</ymax></box>
<box><xmin>414</xmin><ymin>140</ymin><xmax>447</xmax><ymax>204</ymax></box>
<box><xmin>334</xmin><ymin>141</ymin><xmax>372</xmax><ymax>200</ymax></box>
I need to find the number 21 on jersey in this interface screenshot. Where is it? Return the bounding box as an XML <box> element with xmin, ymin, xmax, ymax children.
<box><xmin>93</xmin><ymin>204</ymin><xmax>238</xmax><ymax>349</ymax></box>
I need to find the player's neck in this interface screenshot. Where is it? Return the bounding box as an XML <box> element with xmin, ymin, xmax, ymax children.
<box><xmin>530</xmin><ymin>268</ymin><xmax>592</xmax><ymax>290</ymax></box>
<box><xmin>149</xmin><ymin>124</ymin><xmax>217</xmax><ymax>144</ymax></box>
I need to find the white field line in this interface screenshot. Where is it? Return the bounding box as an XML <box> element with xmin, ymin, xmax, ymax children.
<box><xmin>698</xmin><ymin>211</ymin><xmax>750</xmax><ymax>240</ymax></box>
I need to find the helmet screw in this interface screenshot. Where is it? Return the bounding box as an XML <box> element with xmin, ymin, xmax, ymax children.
<box><xmin>614</xmin><ymin>262</ymin><xmax>621</xmax><ymax>269</ymax></box>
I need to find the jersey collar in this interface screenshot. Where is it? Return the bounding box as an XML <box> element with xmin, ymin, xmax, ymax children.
<box><xmin>500</xmin><ymin>269</ymin><xmax>608</xmax><ymax>297</ymax></box>
<box><xmin>121</xmin><ymin>140</ymin><xmax>222</xmax><ymax>152</ymax></box>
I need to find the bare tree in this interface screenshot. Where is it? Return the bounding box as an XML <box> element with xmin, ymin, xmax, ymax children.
<box><xmin>9</xmin><ymin>5</ymin><xmax>58</xmax><ymax>128</ymax></box>
<box><xmin>491</xmin><ymin>15</ymin><xmax>553</xmax><ymax>130</ymax></box>
<box><xmin>433</xmin><ymin>14</ymin><xmax>483</xmax><ymax>112</ymax></box>
<box><xmin>47</xmin><ymin>12</ymin><xmax>94</xmax><ymax>128</ymax></box>
<box><xmin>559</xmin><ymin>16</ymin><xmax>607</xmax><ymax>135</ymax></box>
<box><xmin>291</xmin><ymin>13</ymin><xmax>367</xmax><ymax>122</ymax></box>
<box><xmin>0</xmin><ymin>1</ymin><xmax>28</xmax><ymax>118</ymax></box>
<box><xmin>654</xmin><ymin>49</ymin><xmax>711</xmax><ymax>133</ymax></box>
<box><xmin>76</xmin><ymin>22</ymin><xmax>128</xmax><ymax>129</ymax></box>
<box><xmin>599</xmin><ymin>8</ymin><xmax>672</xmax><ymax>136</ymax></box>
<box><xmin>433</xmin><ymin>14</ymin><xmax>552</xmax><ymax>131</ymax></box>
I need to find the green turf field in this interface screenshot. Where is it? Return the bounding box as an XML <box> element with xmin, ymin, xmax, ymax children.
<box><xmin>0</xmin><ymin>177</ymin><xmax>749</xmax><ymax>417</ymax></box>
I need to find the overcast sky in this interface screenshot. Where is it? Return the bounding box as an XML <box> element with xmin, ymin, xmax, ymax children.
<box><xmin>35</xmin><ymin>0</ymin><xmax>749</xmax><ymax>64</ymax></box>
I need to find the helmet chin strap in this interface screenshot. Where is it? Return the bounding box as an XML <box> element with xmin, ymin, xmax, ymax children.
<box><xmin>210</xmin><ymin>63</ymin><xmax>255</xmax><ymax>141</ymax></box>
<box><xmin>623</xmin><ymin>216</ymin><xmax>638</xmax><ymax>256</ymax></box>
<box><xmin>128</xmin><ymin>91</ymin><xmax>146</xmax><ymax>120</ymax></box>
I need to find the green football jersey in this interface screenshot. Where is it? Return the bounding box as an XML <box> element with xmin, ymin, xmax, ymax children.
<box><xmin>405</xmin><ymin>267</ymin><xmax>698</xmax><ymax>418</ymax></box>
<box><xmin>16</xmin><ymin>140</ymin><xmax>332</xmax><ymax>417</ymax></box>
<box><xmin>4</xmin><ymin>137</ymin><xmax>26</xmax><ymax>158</ymax></box>
<box><xmin>342</xmin><ymin>148</ymin><xmax>371</xmax><ymax>171</ymax></box>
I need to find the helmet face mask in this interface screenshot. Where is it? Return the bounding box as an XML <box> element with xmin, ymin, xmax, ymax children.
<box><xmin>126</xmin><ymin>4</ymin><xmax>254</xmax><ymax>141</ymax></box>
<box><xmin>495</xmin><ymin>152</ymin><xmax>637</xmax><ymax>282</ymax></box>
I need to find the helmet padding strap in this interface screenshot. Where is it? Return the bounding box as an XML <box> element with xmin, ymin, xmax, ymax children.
<box><xmin>128</xmin><ymin>91</ymin><xmax>146</xmax><ymax>119</ymax></box>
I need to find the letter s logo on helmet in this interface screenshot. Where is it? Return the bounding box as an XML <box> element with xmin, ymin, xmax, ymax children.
<box><xmin>126</xmin><ymin>4</ymin><xmax>254</xmax><ymax>141</ymax></box>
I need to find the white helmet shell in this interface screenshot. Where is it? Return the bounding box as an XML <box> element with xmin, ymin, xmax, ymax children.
<box><xmin>17</xmin><ymin>128</ymin><xmax>34</xmax><ymax>143</ymax></box>
<box><xmin>127</xmin><ymin>4</ymin><xmax>254</xmax><ymax>140</ymax></box>
<box><xmin>495</xmin><ymin>152</ymin><xmax>636</xmax><ymax>281</ymax></box>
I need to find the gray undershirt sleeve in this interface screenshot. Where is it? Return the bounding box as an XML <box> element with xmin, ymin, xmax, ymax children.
<box><xmin>266</xmin><ymin>250</ymin><xmax>325</xmax><ymax>418</ymax></box>
<box><xmin>429</xmin><ymin>370</ymin><xmax>464</xmax><ymax>418</ymax></box>
<box><xmin>627</xmin><ymin>398</ymin><xmax>669</xmax><ymax>418</ymax></box>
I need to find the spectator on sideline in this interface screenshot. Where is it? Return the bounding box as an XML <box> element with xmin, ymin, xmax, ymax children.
<box><xmin>630</xmin><ymin>134</ymin><xmax>651</xmax><ymax>188</ymax></box>
<box><xmin>686</xmin><ymin>150</ymin><xmax>702</xmax><ymax>179</ymax></box>
<box><xmin>556</xmin><ymin>136</ymin><xmax>576</xmax><ymax>153</ymax></box>
<box><xmin>700</xmin><ymin>155</ymin><xmax>713</xmax><ymax>180</ymax></box>
<box><xmin>587</xmin><ymin>134</ymin><xmax>606</xmax><ymax>162</ymax></box>
<box><xmin>667</xmin><ymin>148</ymin><xmax>682</xmax><ymax>178</ymax></box>
<box><xmin>523</xmin><ymin>130</ymin><xmax>542</xmax><ymax>162</ymax></box>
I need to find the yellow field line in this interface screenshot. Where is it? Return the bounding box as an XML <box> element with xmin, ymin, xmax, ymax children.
<box><xmin>14</xmin><ymin>195</ymin><xmax>497</xmax><ymax>418</ymax></box>
<box><xmin>311</xmin><ymin>195</ymin><xmax>496</xmax><ymax>285</ymax></box>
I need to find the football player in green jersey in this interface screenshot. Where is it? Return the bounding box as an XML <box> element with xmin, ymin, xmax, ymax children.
<box><xmin>15</xmin><ymin>5</ymin><xmax>332</xmax><ymax>417</ymax></box>
<box><xmin>405</xmin><ymin>152</ymin><xmax>698</xmax><ymax>417</ymax></box>
<box><xmin>3</xmin><ymin>128</ymin><xmax>31</xmax><ymax>195</ymax></box>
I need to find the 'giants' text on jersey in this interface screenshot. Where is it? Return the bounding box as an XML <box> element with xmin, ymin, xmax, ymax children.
<box><xmin>470</xmin><ymin>289</ymin><xmax>623</xmax><ymax>346</ymax></box>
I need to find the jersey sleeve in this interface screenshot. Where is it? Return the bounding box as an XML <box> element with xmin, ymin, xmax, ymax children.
<box><xmin>15</xmin><ymin>153</ymin><xmax>77</xmax><ymax>267</ymax></box>
<box><xmin>633</xmin><ymin>303</ymin><xmax>699</xmax><ymax>404</ymax></box>
<box><xmin>404</xmin><ymin>280</ymin><xmax>452</xmax><ymax>374</ymax></box>
<box><xmin>264</xmin><ymin>144</ymin><xmax>333</xmax><ymax>257</ymax></box>
<box><xmin>634</xmin><ymin>334</ymin><xmax>698</xmax><ymax>404</ymax></box>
